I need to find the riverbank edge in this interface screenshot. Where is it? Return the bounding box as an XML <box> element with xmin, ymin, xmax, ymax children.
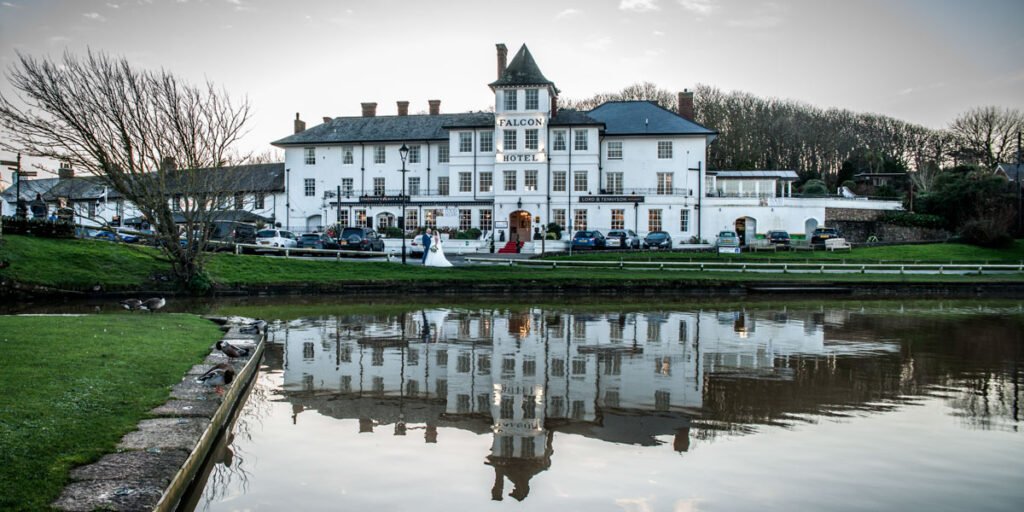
<box><xmin>7</xmin><ymin>278</ymin><xmax>1024</xmax><ymax>300</ymax></box>
<box><xmin>51</xmin><ymin>320</ymin><xmax>264</xmax><ymax>512</ymax></box>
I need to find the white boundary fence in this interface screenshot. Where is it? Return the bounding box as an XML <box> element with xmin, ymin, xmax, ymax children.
<box><xmin>463</xmin><ymin>257</ymin><xmax>1024</xmax><ymax>275</ymax></box>
<box><xmin>231</xmin><ymin>242</ymin><xmax>391</xmax><ymax>260</ymax></box>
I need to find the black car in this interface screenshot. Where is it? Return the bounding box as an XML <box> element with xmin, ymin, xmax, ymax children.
<box><xmin>643</xmin><ymin>231</ymin><xmax>672</xmax><ymax>249</ymax></box>
<box><xmin>210</xmin><ymin>221</ymin><xmax>257</xmax><ymax>245</ymax></box>
<box><xmin>811</xmin><ymin>227</ymin><xmax>842</xmax><ymax>246</ymax></box>
<box><xmin>767</xmin><ymin>230</ymin><xmax>791</xmax><ymax>249</ymax></box>
<box><xmin>338</xmin><ymin>227</ymin><xmax>385</xmax><ymax>252</ymax></box>
<box><xmin>298</xmin><ymin>233</ymin><xmax>341</xmax><ymax>252</ymax></box>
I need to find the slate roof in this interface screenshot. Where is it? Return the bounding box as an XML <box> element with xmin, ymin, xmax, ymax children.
<box><xmin>587</xmin><ymin>101</ymin><xmax>717</xmax><ymax>136</ymax></box>
<box><xmin>165</xmin><ymin>163</ymin><xmax>285</xmax><ymax>193</ymax></box>
<box><xmin>995</xmin><ymin>163</ymin><xmax>1023</xmax><ymax>181</ymax></box>
<box><xmin>488</xmin><ymin>44</ymin><xmax>556</xmax><ymax>89</ymax></box>
<box><xmin>0</xmin><ymin>177</ymin><xmax>60</xmax><ymax>203</ymax></box>
<box><xmin>713</xmin><ymin>170</ymin><xmax>799</xmax><ymax>180</ymax></box>
<box><xmin>550</xmin><ymin>109</ymin><xmax>602</xmax><ymax>126</ymax></box>
<box><xmin>273</xmin><ymin>113</ymin><xmax>492</xmax><ymax>145</ymax></box>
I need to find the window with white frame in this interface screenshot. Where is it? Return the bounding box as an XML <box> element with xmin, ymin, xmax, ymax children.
<box><xmin>405</xmin><ymin>209</ymin><xmax>418</xmax><ymax>228</ymax></box>
<box><xmin>304</xmin><ymin>178</ymin><xmax>316</xmax><ymax>197</ymax></box>
<box><xmin>339</xmin><ymin>209</ymin><xmax>349</xmax><ymax>227</ymax></box>
<box><xmin>425</xmin><ymin>209</ymin><xmax>439</xmax><ymax>228</ymax></box>
<box><xmin>574</xmin><ymin>209</ymin><xmax>588</xmax><ymax>231</ymax></box>
<box><xmin>552</xmin><ymin>130</ymin><xmax>567</xmax><ymax>151</ymax></box>
<box><xmin>341</xmin><ymin>178</ymin><xmax>354</xmax><ymax>196</ymax></box>
<box><xmin>503</xmin><ymin>170</ymin><xmax>516</xmax><ymax>191</ymax></box>
<box><xmin>480</xmin><ymin>209</ymin><xmax>492</xmax><ymax>231</ymax></box>
<box><xmin>304</xmin><ymin>147</ymin><xmax>315</xmax><ymax>164</ymax></box>
<box><xmin>552</xmin><ymin>209</ymin><xmax>566</xmax><ymax>230</ymax></box>
<box><xmin>459</xmin><ymin>209</ymin><xmax>472</xmax><ymax>231</ymax></box>
<box><xmin>611</xmin><ymin>209</ymin><xmax>624</xmax><ymax>229</ymax></box>
<box><xmin>408</xmin><ymin>145</ymin><xmax>421</xmax><ymax>164</ymax></box>
<box><xmin>552</xmin><ymin>171</ymin><xmax>566</xmax><ymax>192</ymax></box>
<box><xmin>607</xmin><ymin>141</ymin><xmax>623</xmax><ymax>159</ymax></box>
<box><xmin>573</xmin><ymin>170</ymin><xmax>588</xmax><ymax>192</ymax></box>
<box><xmin>479</xmin><ymin>172</ymin><xmax>493</xmax><ymax>192</ymax></box>
<box><xmin>503</xmin><ymin>129</ymin><xmax>517</xmax><ymax>151</ymax></box>
<box><xmin>355</xmin><ymin>209</ymin><xmax>367</xmax><ymax>227</ymax></box>
<box><xmin>524</xmin><ymin>170</ymin><xmax>538</xmax><ymax>191</ymax></box>
<box><xmin>408</xmin><ymin>177</ymin><xmax>420</xmax><ymax>196</ymax></box>
<box><xmin>649</xmin><ymin>209</ymin><xmax>663</xmax><ymax>232</ymax></box>
<box><xmin>525</xmin><ymin>129</ymin><xmax>538</xmax><ymax>150</ymax></box>
<box><xmin>606</xmin><ymin>172</ymin><xmax>623</xmax><ymax>194</ymax></box>
<box><xmin>574</xmin><ymin>129</ymin><xmax>588</xmax><ymax>151</ymax></box>
<box><xmin>342</xmin><ymin>146</ymin><xmax>354</xmax><ymax>165</ymax></box>
<box><xmin>374</xmin><ymin>145</ymin><xmax>386</xmax><ymax>164</ymax></box>
<box><xmin>657</xmin><ymin>172</ymin><xmax>673</xmax><ymax>194</ymax></box>
<box><xmin>459</xmin><ymin>172</ymin><xmax>472</xmax><ymax>192</ymax></box>
<box><xmin>657</xmin><ymin>141</ymin><xmax>673</xmax><ymax>159</ymax></box>
<box><xmin>438</xmin><ymin>176</ymin><xmax>449</xmax><ymax>196</ymax></box>
<box><xmin>525</xmin><ymin>89</ymin><xmax>539</xmax><ymax>110</ymax></box>
<box><xmin>680</xmin><ymin>209</ymin><xmax>690</xmax><ymax>232</ymax></box>
<box><xmin>373</xmin><ymin>177</ymin><xmax>385</xmax><ymax>196</ymax></box>
<box><xmin>480</xmin><ymin>132</ymin><xmax>493</xmax><ymax>152</ymax></box>
<box><xmin>503</xmin><ymin>89</ymin><xmax>517</xmax><ymax>111</ymax></box>
<box><xmin>459</xmin><ymin>132</ymin><xmax>473</xmax><ymax>153</ymax></box>
<box><xmin>438</xmin><ymin>145</ymin><xmax>450</xmax><ymax>163</ymax></box>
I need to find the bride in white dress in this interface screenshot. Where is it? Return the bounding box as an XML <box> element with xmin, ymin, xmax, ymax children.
<box><xmin>423</xmin><ymin>229</ymin><xmax>453</xmax><ymax>267</ymax></box>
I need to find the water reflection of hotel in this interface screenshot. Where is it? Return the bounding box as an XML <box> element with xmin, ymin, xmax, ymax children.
<box><xmin>275</xmin><ymin>308</ymin><xmax>893</xmax><ymax>500</ymax></box>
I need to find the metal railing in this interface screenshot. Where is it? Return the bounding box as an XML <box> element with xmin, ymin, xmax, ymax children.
<box><xmin>462</xmin><ymin>257</ymin><xmax>1024</xmax><ymax>275</ymax></box>
<box><xmin>229</xmin><ymin>242</ymin><xmax>391</xmax><ymax>260</ymax></box>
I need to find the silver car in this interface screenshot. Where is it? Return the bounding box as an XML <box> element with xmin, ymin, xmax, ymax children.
<box><xmin>606</xmin><ymin>229</ymin><xmax>641</xmax><ymax>249</ymax></box>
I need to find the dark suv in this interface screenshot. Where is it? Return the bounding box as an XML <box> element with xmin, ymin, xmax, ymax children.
<box><xmin>338</xmin><ymin>227</ymin><xmax>385</xmax><ymax>252</ymax></box>
<box><xmin>298</xmin><ymin>233</ymin><xmax>341</xmax><ymax>252</ymax></box>
<box><xmin>767</xmin><ymin>230</ymin><xmax>791</xmax><ymax>249</ymax></box>
<box><xmin>811</xmin><ymin>227</ymin><xmax>842</xmax><ymax>246</ymax></box>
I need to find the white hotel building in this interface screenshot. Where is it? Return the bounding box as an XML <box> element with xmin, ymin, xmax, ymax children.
<box><xmin>272</xmin><ymin>43</ymin><xmax>899</xmax><ymax>248</ymax></box>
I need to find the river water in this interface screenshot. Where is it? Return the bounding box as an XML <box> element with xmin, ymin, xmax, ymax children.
<box><xmin>194</xmin><ymin>299</ymin><xmax>1024</xmax><ymax>511</ymax></box>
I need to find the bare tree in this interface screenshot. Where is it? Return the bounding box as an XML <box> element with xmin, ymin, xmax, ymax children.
<box><xmin>0</xmin><ymin>50</ymin><xmax>252</xmax><ymax>289</ymax></box>
<box><xmin>949</xmin><ymin>106</ymin><xmax>1024</xmax><ymax>169</ymax></box>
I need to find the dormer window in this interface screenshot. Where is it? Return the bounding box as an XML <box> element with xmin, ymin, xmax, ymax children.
<box><xmin>525</xmin><ymin>89</ymin><xmax>538</xmax><ymax>110</ymax></box>
<box><xmin>504</xmin><ymin>90</ymin><xmax>517</xmax><ymax>111</ymax></box>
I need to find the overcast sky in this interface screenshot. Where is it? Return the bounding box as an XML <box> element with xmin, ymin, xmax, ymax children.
<box><xmin>2</xmin><ymin>0</ymin><xmax>1023</xmax><ymax>168</ymax></box>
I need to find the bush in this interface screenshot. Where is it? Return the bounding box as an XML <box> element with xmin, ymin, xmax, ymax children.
<box><xmin>959</xmin><ymin>218</ymin><xmax>1014</xmax><ymax>248</ymax></box>
<box><xmin>1</xmin><ymin>216</ymin><xmax>75</xmax><ymax>238</ymax></box>
<box><xmin>546</xmin><ymin>222</ymin><xmax>563</xmax><ymax>240</ymax></box>
<box><xmin>380</xmin><ymin>226</ymin><xmax>404</xmax><ymax>238</ymax></box>
<box><xmin>880</xmin><ymin>212</ymin><xmax>945</xmax><ymax>229</ymax></box>
<box><xmin>453</xmin><ymin>228</ymin><xmax>482</xmax><ymax>240</ymax></box>
<box><xmin>801</xmin><ymin>179</ymin><xmax>828</xmax><ymax>196</ymax></box>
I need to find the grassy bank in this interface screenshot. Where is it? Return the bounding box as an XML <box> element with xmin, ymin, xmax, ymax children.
<box><xmin>3</xmin><ymin>235</ymin><xmax>1024</xmax><ymax>295</ymax></box>
<box><xmin>542</xmin><ymin>240</ymin><xmax>1024</xmax><ymax>263</ymax></box>
<box><xmin>0</xmin><ymin>314</ymin><xmax>222</xmax><ymax>510</ymax></box>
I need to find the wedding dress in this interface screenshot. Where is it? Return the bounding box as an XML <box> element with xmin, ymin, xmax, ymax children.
<box><xmin>423</xmin><ymin>236</ymin><xmax>453</xmax><ymax>267</ymax></box>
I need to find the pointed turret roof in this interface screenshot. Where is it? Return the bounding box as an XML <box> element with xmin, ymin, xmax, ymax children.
<box><xmin>489</xmin><ymin>44</ymin><xmax>556</xmax><ymax>90</ymax></box>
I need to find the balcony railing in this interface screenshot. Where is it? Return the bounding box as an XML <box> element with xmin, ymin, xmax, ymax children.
<box><xmin>595</xmin><ymin>187</ymin><xmax>693</xmax><ymax>196</ymax></box>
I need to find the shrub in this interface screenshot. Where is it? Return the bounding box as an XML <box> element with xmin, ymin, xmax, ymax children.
<box><xmin>546</xmin><ymin>222</ymin><xmax>563</xmax><ymax>240</ymax></box>
<box><xmin>959</xmin><ymin>218</ymin><xmax>1013</xmax><ymax>248</ymax></box>
<box><xmin>453</xmin><ymin>228</ymin><xmax>482</xmax><ymax>240</ymax></box>
<box><xmin>801</xmin><ymin>179</ymin><xmax>828</xmax><ymax>196</ymax></box>
<box><xmin>380</xmin><ymin>226</ymin><xmax>404</xmax><ymax>238</ymax></box>
<box><xmin>880</xmin><ymin>212</ymin><xmax>945</xmax><ymax>229</ymax></box>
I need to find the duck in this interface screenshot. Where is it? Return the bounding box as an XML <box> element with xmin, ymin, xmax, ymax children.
<box><xmin>197</xmin><ymin>363</ymin><xmax>235</xmax><ymax>394</ymax></box>
<box><xmin>141</xmin><ymin>297</ymin><xmax>166</xmax><ymax>312</ymax></box>
<box><xmin>120</xmin><ymin>298</ymin><xmax>143</xmax><ymax>311</ymax></box>
<box><xmin>216</xmin><ymin>340</ymin><xmax>251</xmax><ymax>358</ymax></box>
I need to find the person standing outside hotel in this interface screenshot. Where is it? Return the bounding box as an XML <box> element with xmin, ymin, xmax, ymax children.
<box><xmin>421</xmin><ymin>229</ymin><xmax>432</xmax><ymax>264</ymax></box>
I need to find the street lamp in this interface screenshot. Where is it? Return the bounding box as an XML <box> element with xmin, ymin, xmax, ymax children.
<box><xmin>399</xmin><ymin>144</ymin><xmax>410</xmax><ymax>264</ymax></box>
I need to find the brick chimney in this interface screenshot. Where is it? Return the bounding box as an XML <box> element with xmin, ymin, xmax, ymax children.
<box><xmin>58</xmin><ymin>161</ymin><xmax>74</xmax><ymax>180</ymax></box>
<box><xmin>397</xmin><ymin>101</ymin><xmax>409</xmax><ymax>116</ymax></box>
<box><xmin>361</xmin><ymin>102</ymin><xmax>377</xmax><ymax>117</ymax></box>
<box><xmin>294</xmin><ymin>113</ymin><xmax>306</xmax><ymax>134</ymax></box>
<box><xmin>160</xmin><ymin>156</ymin><xmax>177</xmax><ymax>172</ymax></box>
<box><xmin>550</xmin><ymin>95</ymin><xmax>558</xmax><ymax>118</ymax></box>
<box><xmin>428</xmin><ymin>99</ymin><xmax>441</xmax><ymax>116</ymax></box>
<box><xmin>496</xmin><ymin>43</ymin><xmax>508</xmax><ymax>79</ymax></box>
<box><xmin>323</xmin><ymin>116</ymin><xmax>332</xmax><ymax>123</ymax></box>
<box><xmin>677</xmin><ymin>90</ymin><xmax>694</xmax><ymax>121</ymax></box>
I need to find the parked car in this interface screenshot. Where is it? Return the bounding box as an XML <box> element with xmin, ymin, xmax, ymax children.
<box><xmin>606</xmin><ymin>229</ymin><xmax>641</xmax><ymax>249</ymax></box>
<box><xmin>91</xmin><ymin>228</ymin><xmax>140</xmax><ymax>243</ymax></box>
<box><xmin>572</xmin><ymin>230</ymin><xmax>606</xmax><ymax>250</ymax></box>
<box><xmin>210</xmin><ymin>221</ymin><xmax>257</xmax><ymax>245</ymax></box>
<box><xmin>255</xmin><ymin>229</ymin><xmax>298</xmax><ymax>250</ymax></box>
<box><xmin>410</xmin><ymin>234</ymin><xmax>426</xmax><ymax>256</ymax></box>
<box><xmin>338</xmin><ymin>227</ymin><xmax>385</xmax><ymax>252</ymax></box>
<box><xmin>715</xmin><ymin>231</ymin><xmax>740</xmax><ymax>248</ymax></box>
<box><xmin>297</xmin><ymin>232</ymin><xmax>341</xmax><ymax>252</ymax></box>
<box><xmin>643</xmin><ymin>231</ymin><xmax>673</xmax><ymax>249</ymax></box>
<box><xmin>767</xmin><ymin>230</ymin><xmax>791</xmax><ymax>249</ymax></box>
<box><xmin>811</xmin><ymin>227</ymin><xmax>842</xmax><ymax>246</ymax></box>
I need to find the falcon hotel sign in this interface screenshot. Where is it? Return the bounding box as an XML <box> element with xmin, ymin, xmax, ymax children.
<box><xmin>498</xmin><ymin>116</ymin><xmax>546</xmax><ymax>163</ymax></box>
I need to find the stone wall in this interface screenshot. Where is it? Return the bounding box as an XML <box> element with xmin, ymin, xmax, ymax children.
<box><xmin>833</xmin><ymin>220</ymin><xmax>949</xmax><ymax>244</ymax></box>
<box><xmin>825</xmin><ymin>208</ymin><xmax>889</xmax><ymax>222</ymax></box>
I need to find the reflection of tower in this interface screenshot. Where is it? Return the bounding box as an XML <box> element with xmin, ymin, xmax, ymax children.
<box><xmin>487</xmin><ymin>430</ymin><xmax>553</xmax><ymax>501</ymax></box>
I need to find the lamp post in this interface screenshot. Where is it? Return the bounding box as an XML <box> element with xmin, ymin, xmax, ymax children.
<box><xmin>399</xmin><ymin>144</ymin><xmax>410</xmax><ymax>264</ymax></box>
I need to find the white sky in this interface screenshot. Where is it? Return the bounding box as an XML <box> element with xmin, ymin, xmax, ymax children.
<box><xmin>1</xmin><ymin>0</ymin><xmax>1023</xmax><ymax>172</ymax></box>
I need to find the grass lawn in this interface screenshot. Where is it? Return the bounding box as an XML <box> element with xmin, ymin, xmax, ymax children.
<box><xmin>542</xmin><ymin>240</ymin><xmax>1024</xmax><ymax>263</ymax></box>
<box><xmin>4</xmin><ymin>235</ymin><xmax>1024</xmax><ymax>294</ymax></box>
<box><xmin>0</xmin><ymin>314</ymin><xmax>223</xmax><ymax>510</ymax></box>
